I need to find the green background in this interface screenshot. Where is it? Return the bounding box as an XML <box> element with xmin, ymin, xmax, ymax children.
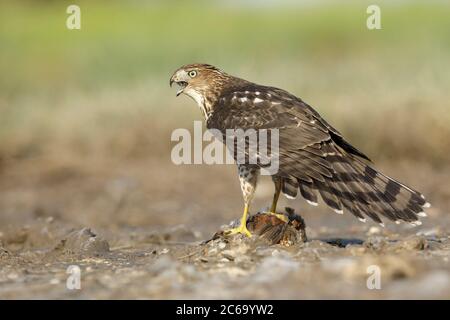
<box><xmin>1</xmin><ymin>0</ymin><xmax>449</xmax><ymax>164</ymax></box>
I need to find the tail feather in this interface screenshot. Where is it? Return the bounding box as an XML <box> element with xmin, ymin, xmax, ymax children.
<box><xmin>351</xmin><ymin>157</ymin><xmax>426</xmax><ymax>222</ymax></box>
<box><xmin>315</xmin><ymin>180</ymin><xmax>343</xmax><ymax>213</ymax></box>
<box><xmin>294</xmin><ymin>142</ymin><xmax>429</xmax><ymax>225</ymax></box>
<box><xmin>280</xmin><ymin>177</ymin><xmax>298</xmax><ymax>199</ymax></box>
<box><xmin>298</xmin><ymin>179</ymin><xmax>319</xmax><ymax>205</ymax></box>
<box><xmin>340</xmin><ymin>198</ymin><xmax>366</xmax><ymax>221</ymax></box>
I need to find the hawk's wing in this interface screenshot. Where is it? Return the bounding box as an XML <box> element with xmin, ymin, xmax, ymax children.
<box><xmin>207</xmin><ymin>85</ymin><xmax>428</xmax><ymax>224</ymax></box>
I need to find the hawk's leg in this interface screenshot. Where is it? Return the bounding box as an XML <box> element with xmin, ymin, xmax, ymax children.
<box><xmin>224</xmin><ymin>165</ymin><xmax>259</xmax><ymax>237</ymax></box>
<box><xmin>270</xmin><ymin>177</ymin><xmax>282</xmax><ymax>212</ymax></box>
<box><xmin>266</xmin><ymin>177</ymin><xmax>289</xmax><ymax>223</ymax></box>
<box><xmin>224</xmin><ymin>203</ymin><xmax>251</xmax><ymax>237</ymax></box>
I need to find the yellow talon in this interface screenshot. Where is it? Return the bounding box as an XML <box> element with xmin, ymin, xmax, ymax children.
<box><xmin>225</xmin><ymin>204</ymin><xmax>252</xmax><ymax>237</ymax></box>
<box><xmin>265</xmin><ymin>178</ymin><xmax>288</xmax><ymax>222</ymax></box>
<box><xmin>224</xmin><ymin>224</ymin><xmax>252</xmax><ymax>238</ymax></box>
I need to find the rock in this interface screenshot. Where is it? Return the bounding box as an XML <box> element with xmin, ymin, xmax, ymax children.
<box><xmin>221</xmin><ymin>252</ymin><xmax>235</xmax><ymax>261</ymax></box>
<box><xmin>392</xmin><ymin>235</ymin><xmax>428</xmax><ymax>251</ymax></box>
<box><xmin>54</xmin><ymin>228</ymin><xmax>110</xmax><ymax>256</ymax></box>
<box><xmin>217</xmin><ymin>241</ymin><xmax>227</xmax><ymax>250</ymax></box>
<box><xmin>364</xmin><ymin>236</ymin><xmax>389</xmax><ymax>251</ymax></box>
<box><xmin>367</xmin><ymin>226</ymin><xmax>381</xmax><ymax>235</ymax></box>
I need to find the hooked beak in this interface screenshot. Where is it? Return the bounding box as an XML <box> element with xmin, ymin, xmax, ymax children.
<box><xmin>169</xmin><ymin>72</ymin><xmax>188</xmax><ymax>97</ymax></box>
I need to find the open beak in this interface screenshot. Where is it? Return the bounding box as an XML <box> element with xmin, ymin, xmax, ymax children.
<box><xmin>170</xmin><ymin>74</ymin><xmax>188</xmax><ymax>97</ymax></box>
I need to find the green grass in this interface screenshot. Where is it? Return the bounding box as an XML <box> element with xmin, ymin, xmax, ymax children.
<box><xmin>1</xmin><ymin>0</ymin><xmax>449</xmax><ymax>164</ymax></box>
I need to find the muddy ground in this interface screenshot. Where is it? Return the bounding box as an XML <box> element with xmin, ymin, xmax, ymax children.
<box><xmin>0</xmin><ymin>158</ymin><xmax>449</xmax><ymax>299</ymax></box>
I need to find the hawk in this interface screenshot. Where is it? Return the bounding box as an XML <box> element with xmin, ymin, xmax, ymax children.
<box><xmin>170</xmin><ymin>63</ymin><xmax>430</xmax><ymax>237</ymax></box>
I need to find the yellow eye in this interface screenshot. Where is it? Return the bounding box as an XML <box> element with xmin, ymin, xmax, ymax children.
<box><xmin>188</xmin><ymin>70</ymin><xmax>197</xmax><ymax>78</ymax></box>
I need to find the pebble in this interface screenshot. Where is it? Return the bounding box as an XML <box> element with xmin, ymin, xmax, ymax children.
<box><xmin>218</xmin><ymin>242</ymin><xmax>227</xmax><ymax>249</ymax></box>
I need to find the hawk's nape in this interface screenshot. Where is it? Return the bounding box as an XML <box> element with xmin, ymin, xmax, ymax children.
<box><xmin>170</xmin><ymin>63</ymin><xmax>430</xmax><ymax>237</ymax></box>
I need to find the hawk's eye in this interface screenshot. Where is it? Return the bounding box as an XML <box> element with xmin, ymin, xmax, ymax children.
<box><xmin>188</xmin><ymin>70</ymin><xmax>197</xmax><ymax>78</ymax></box>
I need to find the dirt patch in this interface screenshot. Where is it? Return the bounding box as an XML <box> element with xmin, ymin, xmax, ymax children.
<box><xmin>0</xmin><ymin>160</ymin><xmax>449</xmax><ymax>299</ymax></box>
<box><xmin>0</xmin><ymin>210</ymin><xmax>449</xmax><ymax>299</ymax></box>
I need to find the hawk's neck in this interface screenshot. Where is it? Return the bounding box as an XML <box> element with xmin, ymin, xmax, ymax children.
<box><xmin>189</xmin><ymin>76</ymin><xmax>249</xmax><ymax>120</ymax></box>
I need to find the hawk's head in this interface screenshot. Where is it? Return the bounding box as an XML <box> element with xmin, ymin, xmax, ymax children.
<box><xmin>170</xmin><ymin>63</ymin><xmax>226</xmax><ymax>97</ymax></box>
<box><xmin>170</xmin><ymin>63</ymin><xmax>233</xmax><ymax>116</ymax></box>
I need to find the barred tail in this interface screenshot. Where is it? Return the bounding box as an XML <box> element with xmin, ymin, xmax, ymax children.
<box><xmin>280</xmin><ymin>144</ymin><xmax>430</xmax><ymax>225</ymax></box>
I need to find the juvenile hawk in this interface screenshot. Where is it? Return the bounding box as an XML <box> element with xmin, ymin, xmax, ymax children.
<box><xmin>170</xmin><ymin>63</ymin><xmax>430</xmax><ymax>237</ymax></box>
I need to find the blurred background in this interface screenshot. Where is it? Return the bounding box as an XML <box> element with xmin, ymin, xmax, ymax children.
<box><xmin>1</xmin><ymin>0</ymin><xmax>449</xmax><ymax>234</ymax></box>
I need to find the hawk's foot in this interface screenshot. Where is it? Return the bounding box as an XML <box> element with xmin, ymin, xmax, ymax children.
<box><xmin>264</xmin><ymin>211</ymin><xmax>289</xmax><ymax>223</ymax></box>
<box><xmin>224</xmin><ymin>224</ymin><xmax>252</xmax><ymax>238</ymax></box>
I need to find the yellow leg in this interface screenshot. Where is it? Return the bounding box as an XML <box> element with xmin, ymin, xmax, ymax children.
<box><xmin>225</xmin><ymin>204</ymin><xmax>252</xmax><ymax>237</ymax></box>
<box><xmin>270</xmin><ymin>179</ymin><xmax>281</xmax><ymax>213</ymax></box>
<box><xmin>267</xmin><ymin>179</ymin><xmax>288</xmax><ymax>223</ymax></box>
